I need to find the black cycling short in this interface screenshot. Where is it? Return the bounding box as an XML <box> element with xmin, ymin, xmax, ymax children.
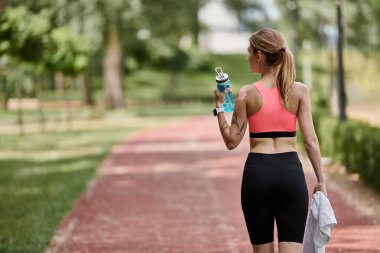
<box><xmin>241</xmin><ymin>151</ymin><xmax>309</xmax><ymax>245</ymax></box>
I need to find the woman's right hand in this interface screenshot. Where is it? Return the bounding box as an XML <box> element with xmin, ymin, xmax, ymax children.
<box><xmin>213</xmin><ymin>87</ymin><xmax>227</xmax><ymax>108</ymax></box>
<box><xmin>313</xmin><ymin>182</ymin><xmax>328</xmax><ymax>197</ymax></box>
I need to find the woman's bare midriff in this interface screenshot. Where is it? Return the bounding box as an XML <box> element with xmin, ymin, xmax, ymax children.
<box><xmin>249</xmin><ymin>137</ymin><xmax>297</xmax><ymax>154</ymax></box>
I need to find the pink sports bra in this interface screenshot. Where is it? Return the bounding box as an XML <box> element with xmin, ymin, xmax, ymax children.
<box><xmin>248</xmin><ymin>82</ymin><xmax>297</xmax><ymax>138</ymax></box>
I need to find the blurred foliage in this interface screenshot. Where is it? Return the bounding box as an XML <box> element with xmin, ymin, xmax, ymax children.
<box><xmin>150</xmin><ymin>43</ymin><xmax>189</xmax><ymax>72</ymax></box>
<box><xmin>46</xmin><ymin>26</ymin><xmax>95</xmax><ymax>74</ymax></box>
<box><xmin>0</xmin><ymin>2</ymin><xmax>102</xmax><ymax>73</ymax></box>
<box><xmin>0</xmin><ymin>0</ymin><xmax>216</xmax><ymax>109</ymax></box>
<box><xmin>312</xmin><ymin>109</ymin><xmax>380</xmax><ymax>193</ymax></box>
<box><xmin>224</xmin><ymin>0</ymin><xmax>272</xmax><ymax>31</ymax></box>
<box><xmin>345</xmin><ymin>0</ymin><xmax>380</xmax><ymax>55</ymax></box>
<box><xmin>0</xmin><ymin>6</ymin><xmax>51</xmax><ymax>63</ymax></box>
<box><xmin>0</xmin><ymin>1</ymin><xmax>213</xmax><ymax>72</ymax></box>
<box><xmin>1</xmin><ymin>0</ymin><xmax>380</xmax><ymax>105</ymax></box>
<box><xmin>0</xmin><ymin>0</ymin><xmax>103</xmax><ymax>109</ymax></box>
<box><xmin>275</xmin><ymin>0</ymin><xmax>380</xmax><ymax>55</ymax></box>
<box><xmin>275</xmin><ymin>0</ymin><xmax>332</xmax><ymax>48</ymax></box>
<box><xmin>186</xmin><ymin>47</ymin><xmax>214</xmax><ymax>72</ymax></box>
<box><xmin>138</xmin><ymin>0</ymin><xmax>213</xmax><ymax>45</ymax></box>
<box><xmin>298</xmin><ymin>84</ymin><xmax>380</xmax><ymax>192</ymax></box>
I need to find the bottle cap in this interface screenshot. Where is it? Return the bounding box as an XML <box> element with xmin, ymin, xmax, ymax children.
<box><xmin>215</xmin><ymin>67</ymin><xmax>229</xmax><ymax>82</ymax></box>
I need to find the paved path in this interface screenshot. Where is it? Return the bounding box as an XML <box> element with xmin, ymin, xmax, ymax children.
<box><xmin>45</xmin><ymin>115</ymin><xmax>380</xmax><ymax>253</ymax></box>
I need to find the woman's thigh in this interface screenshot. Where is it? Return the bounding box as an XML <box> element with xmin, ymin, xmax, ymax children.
<box><xmin>252</xmin><ymin>242</ymin><xmax>274</xmax><ymax>253</ymax></box>
<box><xmin>278</xmin><ymin>241</ymin><xmax>303</xmax><ymax>253</ymax></box>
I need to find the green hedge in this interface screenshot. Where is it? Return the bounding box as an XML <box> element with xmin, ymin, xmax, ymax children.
<box><xmin>315</xmin><ymin>113</ymin><xmax>380</xmax><ymax>192</ymax></box>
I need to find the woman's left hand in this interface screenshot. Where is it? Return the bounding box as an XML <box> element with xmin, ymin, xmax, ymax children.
<box><xmin>313</xmin><ymin>182</ymin><xmax>328</xmax><ymax>197</ymax></box>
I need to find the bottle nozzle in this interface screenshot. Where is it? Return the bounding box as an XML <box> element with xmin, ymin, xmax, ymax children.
<box><xmin>215</xmin><ymin>67</ymin><xmax>225</xmax><ymax>79</ymax></box>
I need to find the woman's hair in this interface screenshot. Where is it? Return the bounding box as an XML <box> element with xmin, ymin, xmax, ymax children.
<box><xmin>249</xmin><ymin>28</ymin><xmax>296</xmax><ymax>105</ymax></box>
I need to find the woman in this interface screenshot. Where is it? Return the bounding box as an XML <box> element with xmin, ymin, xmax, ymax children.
<box><xmin>213</xmin><ymin>28</ymin><xmax>328</xmax><ymax>253</ymax></box>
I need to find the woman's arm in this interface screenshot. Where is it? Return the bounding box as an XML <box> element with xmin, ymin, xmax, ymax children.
<box><xmin>214</xmin><ymin>87</ymin><xmax>248</xmax><ymax>150</ymax></box>
<box><xmin>297</xmin><ymin>83</ymin><xmax>328</xmax><ymax>196</ymax></box>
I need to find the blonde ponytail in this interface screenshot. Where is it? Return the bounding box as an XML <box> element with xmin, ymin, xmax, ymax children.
<box><xmin>277</xmin><ymin>49</ymin><xmax>296</xmax><ymax>106</ymax></box>
<box><xmin>249</xmin><ymin>28</ymin><xmax>296</xmax><ymax>106</ymax></box>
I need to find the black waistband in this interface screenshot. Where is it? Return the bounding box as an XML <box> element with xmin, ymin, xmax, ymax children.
<box><xmin>250</xmin><ymin>131</ymin><xmax>296</xmax><ymax>138</ymax></box>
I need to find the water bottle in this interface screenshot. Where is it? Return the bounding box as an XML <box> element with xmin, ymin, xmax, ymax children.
<box><xmin>215</xmin><ymin>67</ymin><xmax>235</xmax><ymax>112</ymax></box>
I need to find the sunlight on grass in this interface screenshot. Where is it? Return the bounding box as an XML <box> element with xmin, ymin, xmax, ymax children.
<box><xmin>0</xmin><ymin>109</ymin><xmax>174</xmax><ymax>253</ymax></box>
<box><xmin>16</xmin><ymin>160</ymin><xmax>95</xmax><ymax>177</ymax></box>
<box><xmin>14</xmin><ymin>187</ymin><xmax>42</xmax><ymax>197</ymax></box>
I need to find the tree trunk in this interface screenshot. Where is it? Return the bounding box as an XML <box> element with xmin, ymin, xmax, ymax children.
<box><xmin>103</xmin><ymin>23</ymin><xmax>124</xmax><ymax>109</ymax></box>
<box><xmin>336</xmin><ymin>0</ymin><xmax>346</xmax><ymax>121</ymax></box>
<box><xmin>192</xmin><ymin>0</ymin><xmax>200</xmax><ymax>46</ymax></box>
<box><xmin>54</xmin><ymin>72</ymin><xmax>69</xmax><ymax>127</ymax></box>
<box><xmin>79</xmin><ymin>74</ymin><xmax>93</xmax><ymax>106</ymax></box>
<box><xmin>2</xmin><ymin>95</ymin><xmax>9</xmax><ymax>110</ymax></box>
<box><xmin>16</xmin><ymin>83</ymin><xmax>24</xmax><ymax>136</ymax></box>
<box><xmin>289</xmin><ymin>0</ymin><xmax>299</xmax><ymax>63</ymax></box>
<box><xmin>36</xmin><ymin>75</ymin><xmax>45</xmax><ymax>132</ymax></box>
<box><xmin>63</xmin><ymin>76</ymin><xmax>72</xmax><ymax>131</ymax></box>
<box><xmin>170</xmin><ymin>72</ymin><xmax>177</xmax><ymax>92</ymax></box>
<box><xmin>54</xmin><ymin>72</ymin><xmax>65</xmax><ymax>91</ymax></box>
<box><xmin>0</xmin><ymin>0</ymin><xmax>7</xmax><ymax>17</ymax></box>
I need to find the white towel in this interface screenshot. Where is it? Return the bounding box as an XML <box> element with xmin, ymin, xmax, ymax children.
<box><xmin>302</xmin><ymin>191</ymin><xmax>337</xmax><ymax>253</ymax></box>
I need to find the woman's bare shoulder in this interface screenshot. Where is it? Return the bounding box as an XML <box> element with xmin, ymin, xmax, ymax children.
<box><xmin>292</xmin><ymin>81</ymin><xmax>310</xmax><ymax>96</ymax></box>
<box><xmin>236</xmin><ymin>83</ymin><xmax>257</xmax><ymax>101</ymax></box>
<box><xmin>239</xmin><ymin>83</ymin><xmax>257</xmax><ymax>91</ymax></box>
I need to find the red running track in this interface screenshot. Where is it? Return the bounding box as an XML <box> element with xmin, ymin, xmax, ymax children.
<box><xmin>45</xmin><ymin>115</ymin><xmax>380</xmax><ymax>253</ymax></box>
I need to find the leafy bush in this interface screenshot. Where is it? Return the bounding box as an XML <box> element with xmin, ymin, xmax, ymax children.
<box><xmin>318</xmin><ymin>116</ymin><xmax>339</xmax><ymax>158</ymax></box>
<box><xmin>311</xmin><ymin>107</ymin><xmax>328</xmax><ymax>145</ymax></box>
<box><xmin>315</xmin><ymin>113</ymin><xmax>380</xmax><ymax>192</ymax></box>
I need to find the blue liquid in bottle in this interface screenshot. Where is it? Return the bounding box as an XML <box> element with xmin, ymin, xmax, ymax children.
<box><xmin>215</xmin><ymin>67</ymin><xmax>235</xmax><ymax>112</ymax></box>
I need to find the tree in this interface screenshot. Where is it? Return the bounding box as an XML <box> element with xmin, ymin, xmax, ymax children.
<box><xmin>0</xmin><ymin>5</ymin><xmax>51</xmax><ymax>112</ymax></box>
<box><xmin>50</xmin><ymin>0</ymin><xmax>103</xmax><ymax>107</ymax></box>
<box><xmin>0</xmin><ymin>3</ymin><xmax>100</xmax><ymax>133</ymax></box>
<box><xmin>1</xmin><ymin>0</ymin><xmax>214</xmax><ymax>111</ymax></box>
<box><xmin>0</xmin><ymin>0</ymin><xmax>103</xmax><ymax>109</ymax></box>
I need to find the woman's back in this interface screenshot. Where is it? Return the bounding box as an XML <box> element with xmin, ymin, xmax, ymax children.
<box><xmin>244</xmin><ymin>81</ymin><xmax>303</xmax><ymax>154</ymax></box>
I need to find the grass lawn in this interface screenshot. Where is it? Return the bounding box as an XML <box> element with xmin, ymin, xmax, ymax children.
<box><xmin>0</xmin><ymin>108</ymin><xmax>181</xmax><ymax>253</ymax></box>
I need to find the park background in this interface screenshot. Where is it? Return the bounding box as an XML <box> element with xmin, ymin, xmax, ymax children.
<box><xmin>1</xmin><ymin>0</ymin><xmax>380</xmax><ymax>252</ymax></box>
